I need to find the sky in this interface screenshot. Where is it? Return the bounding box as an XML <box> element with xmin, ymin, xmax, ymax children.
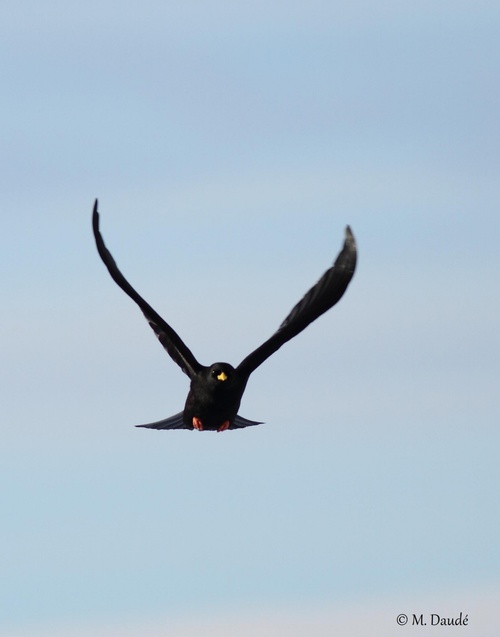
<box><xmin>1</xmin><ymin>1</ymin><xmax>499</xmax><ymax>635</ymax></box>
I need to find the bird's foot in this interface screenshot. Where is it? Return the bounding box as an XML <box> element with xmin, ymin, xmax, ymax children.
<box><xmin>192</xmin><ymin>417</ymin><xmax>204</xmax><ymax>431</ymax></box>
<box><xmin>217</xmin><ymin>420</ymin><xmax>230</xmax><ymax>432</ymax></box>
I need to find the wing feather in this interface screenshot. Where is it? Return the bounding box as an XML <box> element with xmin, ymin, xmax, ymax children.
<box><xmin>92</xmin><ymin>200</ymin><xmax>202</xmax><ymax>379</ymax></box>
<box><xmin>237</xmin><ymin>226</ymin><xmax>356</xmax><ymax>376</ymax></box>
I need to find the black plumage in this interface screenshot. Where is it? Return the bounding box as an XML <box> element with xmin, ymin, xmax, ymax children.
<box><xmin>92</xmin><ymin>200</ymin><xmax>357</xmax><ymax>431</ymax></box>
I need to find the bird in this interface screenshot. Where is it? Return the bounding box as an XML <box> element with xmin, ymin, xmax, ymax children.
<box><xmin>92</xmin><ymin>199</ymin><xmax>357</xmax><ymax>432</ymax></box>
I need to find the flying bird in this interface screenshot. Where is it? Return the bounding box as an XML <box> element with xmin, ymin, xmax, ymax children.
<box><xmin>92</xmin><ymin>200</ymin><xmax>357</xmax><ymax>432</ymax></box>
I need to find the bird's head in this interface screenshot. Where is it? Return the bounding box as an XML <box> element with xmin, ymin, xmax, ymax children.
<box><xmin>208</xmin><ymin>362</ymin><xmax>235</xmax><ymax>385</ymax></box>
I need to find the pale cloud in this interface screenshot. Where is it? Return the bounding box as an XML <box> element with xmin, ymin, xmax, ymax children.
<box><xmin>8</xmin><ymin>587</ymin><xmax>500</xmax><ymax>637</ymax></box>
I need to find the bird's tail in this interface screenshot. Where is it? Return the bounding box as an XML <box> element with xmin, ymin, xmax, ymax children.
<box><xmin>135</xmin><ymin>412</ymin><xmax>263</xmax><ymax>430</ymax></box>
<box><xmin>136</xmin><ymin>412</ymin><xmax>186</xmax><ymax>429</ymax></box>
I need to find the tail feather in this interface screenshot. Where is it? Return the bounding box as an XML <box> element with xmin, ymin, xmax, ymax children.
<box><xmin>136</xmin><ymin>412</ymin><xmax>186</xmax><ymax>430</ymax></box>
<box><xmin>135</xmin><ymin>412</ymin><xmax>263</xmax><ymax>430</ymax></box>
<box><xmin>231</xmin><ymin>415</ymin><xmax>264</xmax><ymax>429</ymax></box>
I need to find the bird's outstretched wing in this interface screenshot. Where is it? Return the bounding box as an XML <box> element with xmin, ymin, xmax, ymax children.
<box><xmin>92</xmin><ymin>200</ymin><xmax>203</xmax><ymax>379</ymax></box>
<box><xmin>237</xmin><ymin>226</ymin><xmax>357</xmax><ymax>377</ymax></box>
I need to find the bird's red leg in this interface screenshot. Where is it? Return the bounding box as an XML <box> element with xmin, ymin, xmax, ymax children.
<box><xmin>217</xmin><ymin>420</ymin><xmax>230</xmax><ymax>432</ymax></box>
<box><xmin>192</xmin><ymin>417</ymin><xmax>204</xmax><ymax>431</ymax></box>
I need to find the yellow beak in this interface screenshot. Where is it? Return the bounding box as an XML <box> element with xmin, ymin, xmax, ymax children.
<box><xmin>217</xmin><ymin>372</ymin><xmax>228</xmax><ymax>381</ymax></box>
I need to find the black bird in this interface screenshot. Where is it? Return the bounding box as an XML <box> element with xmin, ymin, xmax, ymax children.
<box><xmin>92</xmin><ymin>200</ymin><xmax>357</xmax><ymax>432</ymax></box>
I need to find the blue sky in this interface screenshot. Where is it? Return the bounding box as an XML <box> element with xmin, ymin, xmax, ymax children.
<box><xmin>1</xmin><ymin>1</ymin><xmax>499</xmax><ymax>635</ymax></box>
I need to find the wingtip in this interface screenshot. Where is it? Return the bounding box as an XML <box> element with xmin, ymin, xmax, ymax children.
<box><xmin>92</xmin><ymin>199</ymin><xmax>100</xmax><ymax>232</ymax></box>
<box><xmin>344</xmin><ymin>225</ymin><xmax>356</xmax><ymax>250</ymax></box>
